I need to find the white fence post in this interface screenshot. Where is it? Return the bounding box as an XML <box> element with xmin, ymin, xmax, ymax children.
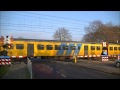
<box><xmin>27</xmin><ymin>57</ymin><xmax>32</xmax><ymax>79</ymax></box>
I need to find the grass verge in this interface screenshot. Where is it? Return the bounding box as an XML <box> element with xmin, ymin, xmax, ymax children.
<box><xmin>0</xmin><ymin>65</ymin><xmax>10</xmax><ymax>79</ymax></box>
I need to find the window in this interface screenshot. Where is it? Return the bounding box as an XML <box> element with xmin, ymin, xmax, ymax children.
<box><xmin>110</xmin><ymin>47</ymin><xmax>113</xmax><ymax>50</ymax></box>
<box><xmin>16</xmin><ymin>44</ymin><xmax>24</xmax><ymax>49</ymax></box>
<box><xmin>46</xmin><ymin>45</ymin><xmax>53</xmax><ymax>50</ymax></box>
<box><xmin>55</xmin><ymin>45</ymin><xmax>61</xmax><ymax>50</ymax></box>
<box><xmin>96</xmin><ymin>46</ymin><xmax>100</xmax><ymax>50</ymax></box>
<box><xmin>114</xmin><ymin>47</ymin><xmax>117</xmax><ymax>50</ymax></box>
<box><xmin>70</xmin><ymin>46</ymin><xmax>76</xmax><ymax>50</ymax></box>
<box><xmin>63</xmin><ymin>45</ymin><xmax>68</xmax><ymax>50</ymax></box>
<box><xmin>78</xmin><ymin>46</ymin><xmax>80</xmax><ymax>50</ymax></box>
<box><xmin>119</xmin><ymin>47</ymin><xmax>120</xmax><ymax>50</ymax></box>
<box><xmin>91</xmin><ymin>46</ymin><xmax>95</xmax><ymax>50</ymax></box>
<box><xmin>37</xmin><ymin>44</ymin><xmax>44</xmax><ymax>50</ymax></box>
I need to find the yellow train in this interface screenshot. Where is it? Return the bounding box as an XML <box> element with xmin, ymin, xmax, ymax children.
<box><xmin>0</xmin><ymin>38</ymin><xmax>120</xmax><ymax>60</ymax></box>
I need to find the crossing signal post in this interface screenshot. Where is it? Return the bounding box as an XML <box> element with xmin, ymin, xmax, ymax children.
<box><xmin>102</xmin><ymin>41</ymin><xmax>108</xmax><ymax>55</ymax></box>
<box><xmin>4</xmin><ymin>36</ymin><xmax>10</xmax><ymax>44</ymax></box>
<box><xmin>101</xmin><ymin>41</ymin><xmax>109</xmax><ymax>61</ymax></box>
<box><xmin>0</xmin><ymin>36</ymin><xmax>13</xmax><ymax>49</ymax></box>
<box><xmin>2</xmin><ymin>44</ymin><xmax>11</xmax><ymax>49</ymax></box>
<box><xmin>0</xmin><ymin>36</ymin><xmax>13</xmax><ymax>65</ymax></box>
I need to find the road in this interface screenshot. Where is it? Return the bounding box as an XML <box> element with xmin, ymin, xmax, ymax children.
<box><xmin>32</xmin><ymin>61</ymin><xmax>120</xmax><ymax>79</ymax></box>
<box><xmin>2</xmin><ymin>58</ymin><xmax>120</xmax><ymax>79</ymax></box>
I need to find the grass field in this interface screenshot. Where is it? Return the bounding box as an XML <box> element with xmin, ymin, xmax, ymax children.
<box><xmin>0</xmin><ymin>65</ymin><xmax>11</xmax><ymax>79</ymax></box>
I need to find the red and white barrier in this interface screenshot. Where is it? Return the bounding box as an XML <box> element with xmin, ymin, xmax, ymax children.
<box><xmin>10</xmin><ymin>56</ymin><xmax>26</xmax><ymax>58</ymax></box>
<box><xmin>77</xmin><ymin>55</ymin><xmax>101</xmax><ymax>58</ymax></box>
<box><xmin>0</xmin><ymin>62</ymin><xmax>11</xmax><ymax>65</ymax></box>
<box><xmin>102</xmin><ymin>56</ymin><xmax>108</xmax><ymax>61</ymax></box>
<box><xmin>118</xmin><ymin>55</ymin><xmax>120</xmax><ymax>60</ymax></box>
<box><xmin>0</xmin><ymin>59</ymin><xmax>11</xmax><ymax>65</ymax></box>
<box><xmin>0</xmin><ymin>59</ymin><xmax>11</xmax><ymax>62</ymax></box>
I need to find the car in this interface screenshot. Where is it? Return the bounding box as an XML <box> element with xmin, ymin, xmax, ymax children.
<box><xmin>114</xmin><ymin>59</ymin><xmax>120</xmax><ymax>68</ymax></box>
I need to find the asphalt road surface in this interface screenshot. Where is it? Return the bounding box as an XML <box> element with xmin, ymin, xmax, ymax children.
<box><xmin>32</xmin><ymin>61</ymin><xmax>120</xmax><ymax>79</ymax></box>
<box><xmin>2</xmin><ymin>59</ymin><xmax>120</xmax><ymax>79</ymax></box>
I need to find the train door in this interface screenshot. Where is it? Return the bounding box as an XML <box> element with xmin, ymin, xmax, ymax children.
<box><xmin>84</xmin><ymin>45</ymin><xmax>88</xmax><ymax>56</ymax></box>
<box><xmin>27</xmin><ymin>44</ymin><xmax>34</xmax><ymax>57</ymax></box>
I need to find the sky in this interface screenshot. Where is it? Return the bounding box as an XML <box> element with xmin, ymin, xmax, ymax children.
<box><xmin>0</xmin><ymin>11</ymin><xmax>120</xmax><ymax>41</ymax></box>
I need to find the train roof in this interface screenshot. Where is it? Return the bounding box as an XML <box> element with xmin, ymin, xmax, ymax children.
<box><xmin>13</xmin><ymin>38</ymin><xmax>120</xmax><ymax>45</ymax></box>
<box><xmin>14</xmin><ymin>38</ymin><xmax>84</xmax><ymax>43</ymax></box>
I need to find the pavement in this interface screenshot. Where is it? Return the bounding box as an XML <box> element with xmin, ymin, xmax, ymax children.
<box><xmin>73</xmin><ymin>59</ymin><xmax>120</xmax><ymax>75</ymax></box>
<box><xmin>52</xmin><ymin>59</ymin><xmax>120</xmax><ymax>75</ymax></box>
<box><xmin>2</xmin><ymin>62</ymin><xmax>30</xmax><ymax>79</ymax></box>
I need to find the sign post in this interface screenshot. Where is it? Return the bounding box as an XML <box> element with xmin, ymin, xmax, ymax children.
<box><xmin>0</xmin><ymin>36</ymin><xmax>13</xmax><ymax>65</ymax></box>
<box><xmin>101</xmin><ymin>41</ymin><xmax>109</xmax><ymax>61</ymax></box>
<box><xmin>73</xmin><ymin>53</ymin><xmax>77</xmax><ymax>63</ymax></box>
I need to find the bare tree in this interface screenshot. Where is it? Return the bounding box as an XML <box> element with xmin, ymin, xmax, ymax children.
<box><xmin>82</xmin><ymin>20</ymin><xmax>120</xmax><ymax>43</ymax></box>
<box><xmin>83</xmin><ymin>20</ymin><xmax>103</xmax><ymax>42</ymax></box>
<box><xmin>85</xmin><ymin>20</ymin><xmax>103</xmax><ymax>34</ymax></box>
<box><xmin>53</xmin><ymin>28</ymin><xmax>72</xmax><ymax>41</ymax></box>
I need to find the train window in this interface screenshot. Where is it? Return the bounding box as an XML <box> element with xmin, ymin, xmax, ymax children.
<box><xmin>63</xmin><ymin>45</ymin><xmax>68</xmax><ymax>50</ymax></box>
<box><xmin>70</xmin><ymin>46</ymin><xmax>76</xmax><ymax>50</ymax></box>
<box><xmin>16</xmin><ymin>44</ymin><xmax>24</xmax><ymax>49</ymax></box>
<box><xmin>46</xmin><ymin>45</ymin><xmax>53</xmax><ymax>50</ymax></box>
<box><xmin>96</xmin><ymin>46</ymin><xmax>100</xmax><ymax>50</ymax></box>
<box><xmin>78</xmin><ymin>46</ymin><xmax>81</xmax><ymax>50</ymax></box>
<box><xmin>91</xmin><ymin>46</ymin><xmax>95</xmax><ymax>50</ymax></box>
<box><xmin>119</xmin><ymin>47</ymin><xmax>120</xmax><ymax>50</ymax></box>
<box><xmin>114</xmin><ymin>47</ymin><xmax>117</xmax><ymax>50</ymax></box>
<box><xmin>55</xmin><ymin>45</ymin><xmax>61</xmax><ymax>50</ymax></box>
<box><xmin>37</xmin><ymin>44</ymin><xmax>44</xmax><ymax>50</ymax></box>
<box><xmin>110</xmin><ymin>47</ymin><xmax>113</xmax><ymax>50</ymax></box>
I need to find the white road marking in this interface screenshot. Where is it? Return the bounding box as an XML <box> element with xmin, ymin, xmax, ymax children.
<box><xmin>47</xmin><ymin>66</ymin><xmax>49</xmax><ymax>68</ymax></box>
<box><xmin>61</xmin><ymin>74</ymin><xmax>66</xmax><ymax>77</ymax></box>
<box><xmin>50</xmin><ymin>68</ymin><xmax>53</xmax><ymax>70</ymax></box>
<box><xmin>56</xmin><ymin>71</ymin><xmax>59</xmax><ymax>73</ymax></box>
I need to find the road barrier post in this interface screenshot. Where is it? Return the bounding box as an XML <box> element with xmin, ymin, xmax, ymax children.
<box><xmin>27</xmin><ymin>57</ymin><xmax>32</xmax><ymax>79</ymax></box>
<box><xmin>73</xmin><ymin>53</ymin><xmax>77</xmax><ymax>63</ymax></box>
<box><xmin>101</xmin><ymin>55</ymin><xmax>109</xmax><ymax>61</ymax></box>
<box><xmin>0</xmin><ymin>56</ymin><xmax>11</xmax><ymax>65</ymax></box>
<box><xmin>118</xmin><ymin>54</ymin><xmax>120</xmax><ymax>60</ymax></box>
